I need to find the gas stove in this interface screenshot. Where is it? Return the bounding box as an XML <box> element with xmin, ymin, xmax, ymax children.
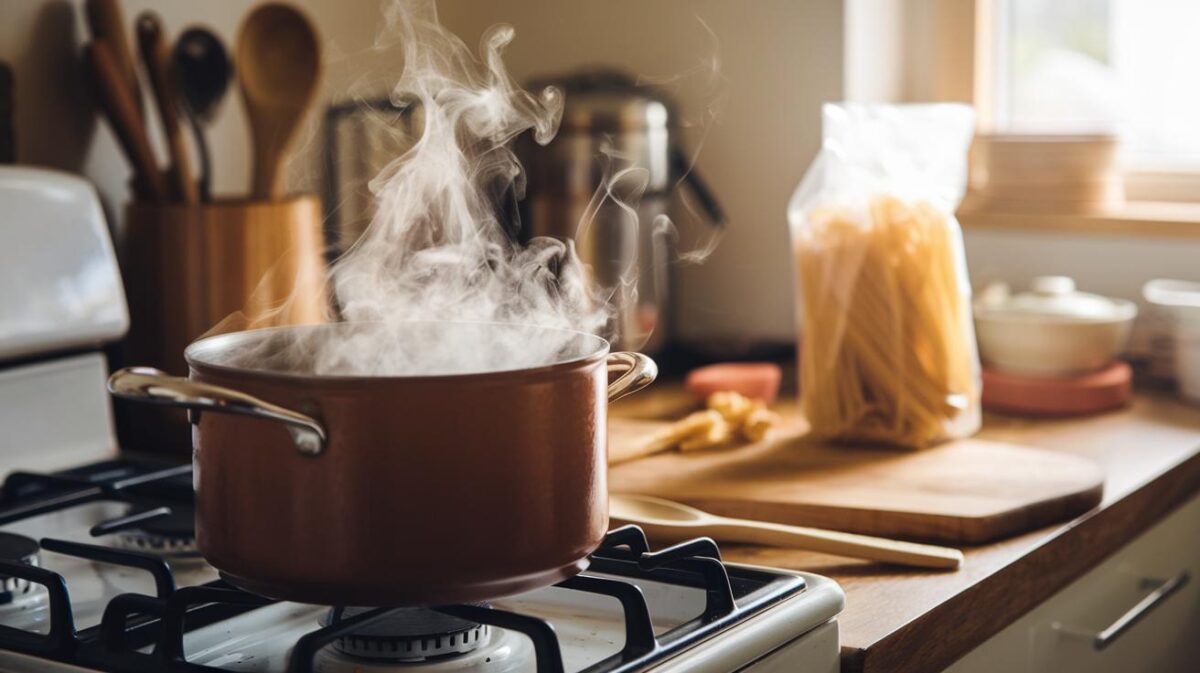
<box><xmin>0</xmin><ymin>459</ymin><xmax>843</xmax><ymax>673</ymax></box>
<box><xmin>0</xmin><ymin>167</ymin><xmax>843</xmax><ymax>672</ymax></box>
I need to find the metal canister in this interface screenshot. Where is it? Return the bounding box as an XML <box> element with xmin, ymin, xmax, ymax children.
<box><xmin>519</xmin><ymin>69</ymin><xmax>725</xmax><ymax>354</ymax></box>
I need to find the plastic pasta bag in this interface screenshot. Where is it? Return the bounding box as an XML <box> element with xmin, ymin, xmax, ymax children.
<box><xmin>788</xmin><ymin>103</ymin><xmax>980</xmax><ymax>449</ymax></box>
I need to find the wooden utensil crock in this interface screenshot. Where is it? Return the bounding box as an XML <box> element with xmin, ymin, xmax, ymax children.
<box><xmin>119</xmin><ymin>195</ymin><xmax>326</xmax><ymax>451</ymax></box>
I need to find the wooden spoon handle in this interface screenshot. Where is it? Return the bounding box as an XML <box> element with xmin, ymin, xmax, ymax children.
<box><xmin>137</xmin><ymin>13</ymin><xmax>197</xmax><ymax>204</ymax></box>
<box><xmin>85</xmin><ymin>42</ymin><xmax>167</xmax><ymax>202</ymax></box>
<box><xmin>84</xmin><ymin>0</ymin><xmax>142</xmax><ymax>117</ymax></box>
<box><xmin>707</xmin><ymin>519</ymin><xmax>964</xmax><ymax>569</ymax></box>
<box><xmin>250</xmin><ymin>134</ymin><xmax>284</xmax><ymax>200</ymax></box>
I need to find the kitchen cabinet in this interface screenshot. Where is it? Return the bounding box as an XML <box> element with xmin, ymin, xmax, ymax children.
<box><xmin>946</xmin><ymin>493</ymin><xmax>1200</xmax><ymax>672</ymax></box>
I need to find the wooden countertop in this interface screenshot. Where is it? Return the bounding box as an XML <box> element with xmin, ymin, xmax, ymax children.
<box><xmin>610</xmin><ymin>384</ymin><xmax>1200</xmax><ymax>673</ymax></box>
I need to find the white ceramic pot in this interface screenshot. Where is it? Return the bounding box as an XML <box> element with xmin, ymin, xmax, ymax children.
<box><xmin>1176</xmin><ymin>329</ymin><xmax>1200</xmax><ymax>402</ymax></box>
<box><xmin>1144</xmin><ymin>279</ymin><xmax>1200</xmax><ymax>402</ymax></box>
<box><xmin>974</xmin><ymin>276</ymin><xmax>1136</xmax><ymax>377</ymax></box>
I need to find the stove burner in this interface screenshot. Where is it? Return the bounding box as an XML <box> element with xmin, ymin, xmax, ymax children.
<box><xmin>322</xmin><ymin>606</ymin><xmax>490</xmax><ymax>662</ymax></box>
<box><xmin>115</xmin><ymin>506</ymin><xmax>198</xmax><ymax>555</ymax></box>
<box><xmin>0</xmin><ymin>533</ymin><xmax>40</xmax><ymax>604</ymax></box>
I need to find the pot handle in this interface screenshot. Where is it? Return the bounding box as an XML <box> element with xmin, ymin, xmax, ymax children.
<box><xmin>606</xmin><ymin>352</ymin><xmax>658</xmax><ymax>402</ymax></box>
<box><xmin>107</xmin><ymin>367</ymin><xmax>326</xmax><ymax>456</ymax></box>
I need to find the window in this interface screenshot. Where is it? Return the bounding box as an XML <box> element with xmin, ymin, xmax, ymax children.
<box><xmin>995</xmin><ymin>0</ymin><xmax>1200</xmax><ymax>170</ymax></box>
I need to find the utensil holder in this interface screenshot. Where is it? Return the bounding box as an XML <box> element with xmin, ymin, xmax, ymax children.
<box><xmin>118</xmin><ymin>195</ymin><xmax>327</xmax><ymax>451</ymax></box>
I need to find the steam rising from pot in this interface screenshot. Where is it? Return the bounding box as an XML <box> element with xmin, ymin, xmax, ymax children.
<box><xmin>323</xmin><ymin>0</ymin><xmax>606</xmax><ymax>371</ymax></box>
<box><xmin>220</xmin><ymin>0</ymin><xmax>719</xmax><ymax>376</ymax></box>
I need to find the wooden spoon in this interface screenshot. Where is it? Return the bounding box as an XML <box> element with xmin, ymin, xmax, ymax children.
<box><xmin>85</xmin><ymin>41</ymin><xmax>168</xmax><ymax>202</ymax></box>
<box><xmin>84</xmin><ymin>0</ymin><xmax>142</xmax><ymax>120</ymax></box>
<box><xmin>136</xmin><ymin>12</ymin><xmax>197</xmax><ymax>203</ymax></box>
<box><xmin>609</xmin><ymin>493</ymin><xmax>964</xmax><ymax>570</ymax></box>
<box><xmin>236</xmin><ymin>3</ymin><xmax>320</xmax><ymax>200</ymax></box>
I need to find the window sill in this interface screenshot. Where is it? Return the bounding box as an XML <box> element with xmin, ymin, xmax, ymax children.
<box><xmin>958</xmin><ymin>199</ymin><xmax>1200</xmax><ymax>239</ymax></box>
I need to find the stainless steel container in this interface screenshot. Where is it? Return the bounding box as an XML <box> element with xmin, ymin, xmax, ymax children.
<box><xmin>322</xmin><ymin>72</ymin><xmax>724</xmax><ymax>353</ymax></box>
<box><xmin>519</xmin><ymin>70</ymin><xmax>725</xmax><ymax>354</ymax></box>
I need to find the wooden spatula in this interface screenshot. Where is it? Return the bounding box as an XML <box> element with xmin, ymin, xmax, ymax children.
<box><xmin>236</xmin><ymin>3</ymin><xmax>321</xmax><ymax>200</ymax></box>
<box><xmin>610</xmin><ymin>493</ymin><xmax>964</xmax><ymax>570</ymax></box>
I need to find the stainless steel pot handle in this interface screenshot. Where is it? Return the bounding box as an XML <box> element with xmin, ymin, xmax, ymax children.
<box><xmin>606</xmin><ymin>352</ymin><xmax>657</xmax><ymax>402</ymax></box>
<box><xmin>107</xmin><ymin>367</ymin><xmax>326</xmax><ymax>456</ymax></box>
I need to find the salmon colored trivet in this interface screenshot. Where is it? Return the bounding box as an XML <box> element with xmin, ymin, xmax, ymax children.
<box><xmin>982</xmin><ymin>361</ymin><xmax>1132</xmax><ymax>417</ymax></box>
<box><xmin>685</xmin><ymin>362</ymin><xmax>782</xmax><ymax>402</ymax></box>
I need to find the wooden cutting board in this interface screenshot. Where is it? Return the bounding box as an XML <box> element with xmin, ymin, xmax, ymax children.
<box><xmin>608</xmin><ymin>419</ymin><xmax>1105</xmax><ymax>544</ymax></box>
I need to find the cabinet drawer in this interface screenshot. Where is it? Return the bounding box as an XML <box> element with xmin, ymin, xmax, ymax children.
<box><xmin>948</xmin><ymin>492</ymin><xmax>1200</xmax><ymax>673</ymax></box>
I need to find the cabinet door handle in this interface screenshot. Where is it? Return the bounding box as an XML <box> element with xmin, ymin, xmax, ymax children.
<box><xmin>1056</xmin><ymin>571</ymin><xmax>1191</xmax><ymax>651</ymax></box>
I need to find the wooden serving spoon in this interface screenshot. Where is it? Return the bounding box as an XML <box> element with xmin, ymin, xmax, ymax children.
<box><xmin>236</xmin><ymin>3</ymin><xmax>321</xmax><ymax>200</ymax></box>
<box><xmin>85</xmin><ymin>41</ymin><xmax>168</xmax><ymax>202</ymax></box>
<box><xmin>609</xmin><ymin>493</ymin><xmax>964</xmax><ymax>570</ymax></box>
<box><xmin>84</xmin><ymin>0</ymin><xmax>142</xmax><ymax>120</ymax></box>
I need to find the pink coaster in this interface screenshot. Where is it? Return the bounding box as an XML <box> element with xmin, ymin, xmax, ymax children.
<box><xmin>982</xmin><ymin>361</ymin><xmax>1132</xmax><ymax>417</ymax></box>
<box><xmin>685</xmin><ymin>362</ymin><xmax>783</xmax><ymax>403</ymax></box>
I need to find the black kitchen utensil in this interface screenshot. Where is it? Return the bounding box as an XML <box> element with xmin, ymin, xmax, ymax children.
<box><xmin>170</xmin><ymin>27</ymin><xmax>232</xmax><ymax>202</ymax></box>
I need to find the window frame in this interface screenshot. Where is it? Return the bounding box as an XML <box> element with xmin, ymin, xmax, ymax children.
<box><xmin>933</xmin><ymin>0</ymin><xmax>1200</xmax><ymax>209</ymax></box>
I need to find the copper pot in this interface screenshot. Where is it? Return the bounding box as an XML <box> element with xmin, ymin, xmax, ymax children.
<box><xmin>107</xmin><ymin>321</ymin><xmax>656</xmax><ymax>606</ymax></box>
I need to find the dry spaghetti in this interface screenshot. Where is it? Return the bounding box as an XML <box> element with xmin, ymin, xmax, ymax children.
<box><xmin>795</xmin><ymin>195</ymin><xmax>979</xmax><ymax>448</ymax></box>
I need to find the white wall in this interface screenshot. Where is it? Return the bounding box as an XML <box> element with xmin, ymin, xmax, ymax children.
<box><xmin>844</xmin><ymin>0</ymin><xmax>905</xmax><ymax>102</ymax></box>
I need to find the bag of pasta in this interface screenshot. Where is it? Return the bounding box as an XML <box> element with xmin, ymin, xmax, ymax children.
<box><xmin>788</xmin><ymin>103</ymin><xmax>980</xmax><ymax>449</ymax></box>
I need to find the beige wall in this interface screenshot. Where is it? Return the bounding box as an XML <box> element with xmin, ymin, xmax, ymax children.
<box><xmin>3</xmin><ymin>0</ymin><xmax>844</xmax><ymax>345</ymax></box>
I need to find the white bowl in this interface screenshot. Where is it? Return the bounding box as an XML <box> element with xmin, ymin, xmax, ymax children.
<box><xmin>974</xmin><ymin>312</ymin><xmax>1135</xmax><ymax>377</ymax></box>
<box><xmin>974</xmin><ymin>277</ymin><xmax>1136</xmax><ymax>377</ymax></box>
<box><xmin>1177</xmin><ymin>328</ymin><xmax>1200</xmax><ymax>402</ymax></box>
<box><xmin>1144</xmin><ymin>279</ymin><xmax>1200</xmax><ymax>402</ymax></box>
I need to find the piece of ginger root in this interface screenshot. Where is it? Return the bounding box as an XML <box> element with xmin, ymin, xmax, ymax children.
<box><xmin>677</xmin><ymin>412</ymin><xmax>733</xmax><ymax>452</ymax></box>
<box><xmin>640</xmin><ymin>409</ymin><xmax>726</xmax><ymax>454</ymax></box>
<box><xmin>742</xmin><ymin>406</ymin><xmax>780</xmax><ymax>442</ymax></box>
<box><xmin>707</xmin><ymin>391</ymin><xmax>756</xmax><ymax>425</ymax></box>
<box><xmin>707</xmin><ymin>390</ymin><xmax>781</xmax><ymax>443</ymax></box>
<box><xmin>615</xmin><ymin>391</ymin><xmax>782</xmax><ymax>464</ymax></box>
<box><xmin>676</xmin><ymin>391</ymin><xmax>782</xmax><ymax>451</ymax></box>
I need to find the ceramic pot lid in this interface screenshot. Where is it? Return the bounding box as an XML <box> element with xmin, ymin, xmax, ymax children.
<box><xmin>976</xmin><ymin>276</ymin><xmax>1136</xmax><ymax>322</ymax></box>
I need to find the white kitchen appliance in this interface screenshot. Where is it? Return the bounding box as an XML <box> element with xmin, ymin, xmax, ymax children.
<box><xmin>0</xmin><ymin>166</ymin><xmax>127</xmax><ymax>475</ymax></box>
<box><xmin>0</xmin><ymin>166</ymin><xmax>845</xmax><ymax>672</ymax></box>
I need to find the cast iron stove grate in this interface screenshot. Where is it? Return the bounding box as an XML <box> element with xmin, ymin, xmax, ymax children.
<box><xmin>0</xmin><ymin>462</ymin><xmax>807</xmax><ymax>673</ymax></box>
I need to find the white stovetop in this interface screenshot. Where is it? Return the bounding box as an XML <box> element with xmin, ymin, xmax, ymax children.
<box><xmin>0</xmin><ymin>492</ymin><xmax>843</xmax><ymax>673</ymax></box>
